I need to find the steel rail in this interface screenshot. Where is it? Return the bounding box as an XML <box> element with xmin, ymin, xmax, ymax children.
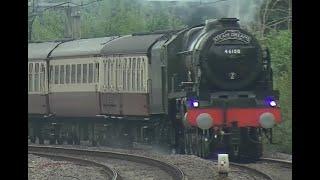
<box><xmin>259</xmin><ymin>157</ymin><xmax>292</xmax><ymax>167</ymax></box>
<box><xmin>28</xmin><ymin>145</ymin><xmax>185</xmax><ymax>180</ymax></box>
<box><xmin>229</xmin><ymin>162</ymin><xmax>274</xmax><ymax>180</ymax></box>
<box><xmin>29</xmin><ymin>151</ymin><xmax>121</xmax><ymax>180</ymax></box>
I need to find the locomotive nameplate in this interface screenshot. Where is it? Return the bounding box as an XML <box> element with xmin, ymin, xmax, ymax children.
<box><xmin>213</xmin><ymin>30</ymin><xmax>251</xmax><ymax>44</ymax></box>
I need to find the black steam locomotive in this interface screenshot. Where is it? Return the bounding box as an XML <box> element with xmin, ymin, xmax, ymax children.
<box><xmin>28</xmin><ymin>18</ymin><xmax>281</xmax><ymax>160</ymax></box>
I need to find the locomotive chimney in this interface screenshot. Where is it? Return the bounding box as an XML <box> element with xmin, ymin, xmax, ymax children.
<box><xmin>218</xmin><ymin>18</ymin><xmax>240</xmax><ymax>28</ymax></box>
<box><xmin>204</xmin><ymin>19</ymin><xmax>219</xmax><ymax>32</ymax></box>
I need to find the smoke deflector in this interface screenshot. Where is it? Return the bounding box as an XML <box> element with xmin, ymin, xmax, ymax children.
<box><xmin>218</xmin><ymin>18</ymin><xmax>240</xmax><ymax>28</ymax></box>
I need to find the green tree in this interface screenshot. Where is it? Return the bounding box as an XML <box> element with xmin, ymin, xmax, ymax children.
<box><xmin>260</xmin><ymin>30</ymin><xmax>292</xmax><ymax>153</ymax></box>
<box><xmin>29</xmin><ymin>0</ymin><xmax>185</xmax><ymax>40</ymax></box>
<box><xmin>31</xmin><ymin>10</ymin><xmax>65</xmax><ymax>41</ymax></box>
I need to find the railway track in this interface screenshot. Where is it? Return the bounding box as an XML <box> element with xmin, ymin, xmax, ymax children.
<box><xmin>225</xmin><ymin>158</ymin><xmax>292</xmax><ymax>180</ymax></box>
<box><xmin>253</xmin><ymin>158</ymin><xmax>292</xmax><ymax>180</ymax></box>
<box><xmin>209</xmin><ymin>159</ymin><xmax>273</xmax><ymax>180</ymax></box>
<box><xmin>28</xmin><ymin>145</ymin><xmax>185</xmax><ymax>180</ymax></box>
<box><xmin>259</xmin><ymin>157</ymin><xmax>292</xmax><ymax>167</ymax></box>
<box><xmin>229</xmin><ymin>162</ymin><xmax>273</xmax><ymax>180</ymax></box>
<box><xmin>28</xmin><ymin>151</ymin><xmax>120</xmax><ymax>180</ymax></box>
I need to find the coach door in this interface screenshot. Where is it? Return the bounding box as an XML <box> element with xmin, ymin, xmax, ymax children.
<box><xmin>100</xmin><ymin>56</ymin><xmax>149</xmax><ymax>116</ymax></box>
<box><xmin>28</xmin><ymin>61</ymin><xmax>49</xmax><ymax>114</ymax></box>
<box><xmin>100</xmin><ymin>57</ymin><xmax>121</xmax><ymax>115</ymax></box>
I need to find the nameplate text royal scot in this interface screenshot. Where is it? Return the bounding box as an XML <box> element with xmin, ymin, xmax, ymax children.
<box><xmin>213</xmin><ymin>30</ymin><xmax>251</xmax><ymax>44</ymax></box>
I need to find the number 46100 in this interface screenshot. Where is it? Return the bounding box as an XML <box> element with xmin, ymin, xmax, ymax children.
<box><xmin>224</xmin><ymin>49</ymin><xmax>241</xmax><ymax>54</ymax></box>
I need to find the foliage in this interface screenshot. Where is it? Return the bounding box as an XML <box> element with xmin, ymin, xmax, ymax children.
<box><xmin>29</xmin><ymin>0</ymin><xmax>184</xmax><ymax>41</ymax></box>
<box><xmin>258</xmin><ymin>0</ymin><xmax>291</xmax><ymax>37</ymax></box>
<box><xmin>31</xmin><ymin>11</ymin><xmax>65</xmax><ymax>41</ymax></box>
<box><xmin>259</xmin><ymin>30</ymin><xmax>292</xmax><ymax>153</ymax></box>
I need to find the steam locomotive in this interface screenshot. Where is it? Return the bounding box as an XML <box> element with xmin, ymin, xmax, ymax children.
<box><xmin>28</xmin><ymin>18</ymin><xmax>281</xmax><ymax>160</ymax></box>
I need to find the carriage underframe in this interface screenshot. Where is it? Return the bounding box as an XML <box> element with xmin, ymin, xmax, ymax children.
<box><xmin>28</xmin><ymin>113</ymin><xmax>264</xmax><ymax>160</ymax></box>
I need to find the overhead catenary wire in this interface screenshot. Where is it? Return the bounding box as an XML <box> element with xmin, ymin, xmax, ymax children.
<box><xmin>28</xmin><ymin>0</ymin><xmax>103</xmax><ymax>40</ymax></box>
<box><xmin>28</xmin><ymin>0</ymin><xmax>102</xmax><ymax>18</ymax></box>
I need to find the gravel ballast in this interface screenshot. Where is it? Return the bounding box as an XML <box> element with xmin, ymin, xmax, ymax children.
<box><xmin>28</xmin><ymin>154</ymin><xmax>107</xmax><ymax>180</ymax></box>
<box><xmin>29</xmin><ymin>143</ymin><xmax>292</xmax><ymax>179</ymax></box>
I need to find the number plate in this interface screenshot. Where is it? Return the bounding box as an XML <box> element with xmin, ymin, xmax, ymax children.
<box><xmin>224</xmin><ymin>49</ymin><xmax>241</xmax><ymax>54</ymax></box>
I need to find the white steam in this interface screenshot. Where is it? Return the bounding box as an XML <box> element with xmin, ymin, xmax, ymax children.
<box><xmin>146</xmin><ymin>0</ymin><xmax>264</xmax><ymax>26</ymax></box>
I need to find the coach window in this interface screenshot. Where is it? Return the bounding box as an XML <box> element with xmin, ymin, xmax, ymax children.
<box><xmin>50</xmin><ymin>65</ymin><xmax>53</xmax><ymax>84</ymax></box>
<box><xmin>128</xmin><ymin>58</ymin><xmax>132</xmax><ymax>91</ymax></box>
<box><xmin>94</xmin><ymin>63</ymin><xmax>99</xmax><ymax>83</ymax></box>
<box><xmin>77</xmin><ymin>64</ymin><xmax>82</xmax><ymax>84</ymax></box>
<box><xmin>110</xmin><ymin>60</ymin><xmax>114</xmax><ymax>89</ymax></box>
<box><xmin>115</xmin><ymin>57</ymin><xmax>122</xmax><ymax>91</ymax></box>
<box><xmin>111</xmin><ymin>59</ymin><xmax>115</xmax><ymax>88</ymax></box>
<box><xmin>29</xmin><ymin>63</ymin><xmax>33</xmax><ymax>73</ymax></box>
<box><xmin>40</xmin><ymin>64</ymin><xmax>45</xmax><ymax>91</ymax></box>
<box><xmin>115</xmin><ymin>60</ymin><xmax>118</xmax><ymax>89</ymax></box>
<box><xmin>28</xmin><ymin>63</ymin><xmax>33</xmax><ymax>92</ymax></box>
<box><xmin>142</xmin><ymin>58</ymin><xmax>146</xmax><ymax>91</ymax></box>
<box><xmin>88</xmin><ymin>63</ymin><xmax>93</xmax><ymax>83</ymax></box>
<box><xmin>140</xmin><ymin>58</ymin><xmax>144</xmax><ymax>91</ymax></box>
<box><xmin>137</xmin><ymin>58</ymin><xmax>141</xmax><ymax>91</ymax></box>
<box><xmin>119</xmin><ymin>59</ymin><xmax>123</xmax><ymax>91</ymax></box>
<box><xmin>103</xmin><ymin>61</ymin><xmax>107</xmax><ymax>85</ymax></box>
<box><xmin>71</xmin><ymin>64</ymin><xmax>76</xmax><ymax>83</ymax></box>
<box><xmin>123</xmin><ymin>58</ymin><xmax>127</xmax><ymax>91</ymax></box>
<box><xmin>83</xmin><ymin>64</ymin><xmax>88</xmax><ymax>83</ymax></box>
<box><xmin>107</xmin><ymin>60</ymin><xmax>110</xmax><ymax>88</ymax></box>
<box><xmin>60</xmin><ymin>65</ymin><xmax>65</xmax><ymax>84</ymax></box>
<box><xmin>54</xmin><ymin>65</ymin><xmax>59</xmax><ymax>84</ymax></box>
<box><xmin>34</xmin><ymin>63</ymin><xmax>39</xmax><ymax>91</ymax></box>
<box><xmin>66</xmin><ymin>65</ymin><xmax>70</xmax><ymax>84</ymax></box>
<box><xmin>132</xmin><ymin>58</ymin><xmax>136</xmax><ymax>91</ymax></box>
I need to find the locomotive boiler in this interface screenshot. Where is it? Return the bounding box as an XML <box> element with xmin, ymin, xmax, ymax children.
<box><xmin>28</xmin><ymin>18</ymin><xmax>281</xmax><ymax>160</ymax></box>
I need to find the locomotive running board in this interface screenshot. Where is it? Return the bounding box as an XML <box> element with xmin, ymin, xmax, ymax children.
<box><xmin>168</xmin><ymin>92</ymin><xmax>187</xmax><ymax>99</ymax></box>
<box><xmin>210</xmin><ymin>91</ymin><xmax>256</xmax><ymax>99</ymax></box>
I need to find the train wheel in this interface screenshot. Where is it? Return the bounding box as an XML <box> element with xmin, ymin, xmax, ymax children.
<box><xmin>239</xmin><ymin>127</ymin><xmax>262</xmax><ymax>161</ymax></box>
<box><xmin>30</xmin><ymin>136</ymin><xmax>36</xmax><ymax>143</ymax></box>
<box><xmin>90</xmin><ymin>123</ymin><xmax>97</xmax><ymax>146</ymax></box>
<box><xmin>57</xmin><ymin>138</ymin><xmax>63</xmax><ymax>145</ymax></box>
<box><xmin>200</xmin><ymin>138</ymin><xmax>205</xmax><ymax>158</ymax></box>
<box><xmin>196</xmin><ymin>128</ymin><xmax>200</xmax><ymax>156</ymax></box>
<box><xmin>92</xmin><ymin>140</ymin><xmax>97</xmax><ymax>146</ymax></box>
<box><xmin>184</xmin><ymin>130</ymin><xmax>188</xmax><ymax>154</ymax></box>
<box><xmin>67</xmin><ymin>137</ymin><xmax>73</xmax><ymax>145</ymax></box>
<box><xmin>49</xmin><ymin>138</ymin><xmax>56</xmax><ymax>145</ymax></box>
<box><xmin>200</xmin><ymin>139</ymin><xmax>205</xmax><ymax>157</ymax></box>
<box><xmin>74</xmin><ymin>136</ymin><xmax>80</xmax><ymax>145</ymax></box>
<box><xmin>188</xmin><ymin>131</ymin><xmax>194</xmax><ymax>155</ymax></box>
<box><xmin>39</xmin><ymin>137</ymin><xmax>44</xmax><ymax>144</ymax></box>
<box><xmin>229</xmin><ymin>145</ymin><xmax>239</xmax><ymax>161</ymax></box>
<box><xmin>228</xmin><ymin>127</ymin><xmax>262</xmax><ymax>161</ymax></box>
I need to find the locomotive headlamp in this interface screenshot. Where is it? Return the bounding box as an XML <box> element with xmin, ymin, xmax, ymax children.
<box><xmin>269</xmin><ymin>100</ymin><xmax>277</xmax><ymax>107</ymax></box>
<box><xmin>196</xmin><ymin>113</ymin><xmax>213</xmax><ymax>130</ymax></box>
<box><xmin>192</xmin><ymin>101</ymin><xmax>199</xmax><ymax>108</ymax></box>
<box><xmin>259</xmin><ymin>112</ymin><xmax>276</xmax><ymax>129</ymax></box>
<box><xmin>188</xmin><ymin>98</ymin><xmax>200</xmax><ymax>108</ymax></box>
<box><xmin>265</xmin><ymin>96</ymin><xmax>277</xmax><ymax>107</ymax></box>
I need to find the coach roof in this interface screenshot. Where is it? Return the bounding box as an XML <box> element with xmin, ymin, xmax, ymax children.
<box><xmin>50</xmin><ymin>36</ymin><xmax>117</xmax><ymax>58</ymax></box>
<box><xmin>28</xmin><ymin>42</ymin><xmax>61</xmax><ymax>60</ymax></box>
<box><xmin>100</xmin><ymin>34</ymin><xmax>164</xmax><ymax>55</ymax></box>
